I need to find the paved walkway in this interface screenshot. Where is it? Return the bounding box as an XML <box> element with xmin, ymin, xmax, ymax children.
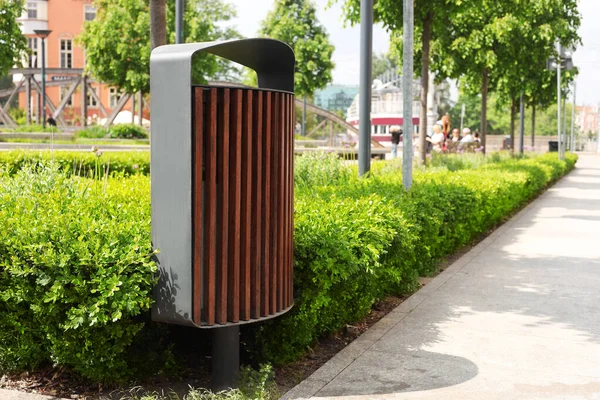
<box><xmin>285</xmin><ymin>154</ymin><xmax>600</xmax><ymax>400</ymax></box>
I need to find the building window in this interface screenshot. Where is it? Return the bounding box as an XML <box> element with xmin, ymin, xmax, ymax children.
<box><xmin>27</xmin><ymin>37</ymin><xmax>38</xmax><ymax>68</ymax></box>
<box><xmin>27</xmin><ymin>2</ymin><xmax>37</xmax><ymax>19</ymax></box>
<box><xmin>84</xmin><ymin>4</ymin><xmax>96</xmax><ymax>21</ymax></box>
<box><xmin>60</xmin><ymin>87</ymin><xmax>73</xmax><ymax>107</ymax></box>
<box><xmin>60</xmin><ymin>39</ymin><xmax>73</xmax><ymax>68</ymax></box>
<box><xmin>109</xmin><ymin>87</ymin><xmax>122</xmax><ymax>108</ymax></box>
<box><xmin>87</xmin><ymin>87</ymin><xmax>98</xmax><ymax>107</ymax></box>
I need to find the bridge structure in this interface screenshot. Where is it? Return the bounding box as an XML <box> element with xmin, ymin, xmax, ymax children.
<box><xmin>1</xmin><ymin>74</ymin><xmax>383</xmax><ymax>147</ymax></box>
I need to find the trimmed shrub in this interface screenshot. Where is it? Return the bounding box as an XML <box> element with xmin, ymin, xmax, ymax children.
<box><xmin>110</xmin><ymin>124</ymin><xmax>149</xmax><ymax>139</ymax></box>
<box><xmin>0</xmin><ymin>150</ymin><xmax>150</xmax><ymax>177</ymax></box>
<box><xmin>251</xmin><ymin>152</ymin><xmax>578</xmax><ymax>363</ymax></box>
<box><xmin>76</xmin><ymin>126</ymin><xmax>111</xmax><ymax>139</ymax></box>
<box><xmin>0</xmin><ymin>151</ymin><xmax>578</xmax><ymax>380</ymax></box>
<box><xmin>0</xmin><ymin>167</ymin><xmax>156</xmax><ymax>381</ymax></box>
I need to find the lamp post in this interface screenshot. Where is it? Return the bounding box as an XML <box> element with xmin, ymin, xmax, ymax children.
<box><xmin>547</xmin><ymin>43</ymin><xmax>573</xmax><ymax>160</ymax></box>
<box><xmin>34</xmin><ymin>29</ymin><xmax>52</xmax><ymax>130</ymax></box>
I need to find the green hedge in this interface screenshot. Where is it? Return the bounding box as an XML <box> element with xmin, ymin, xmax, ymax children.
<box><xmin>0</xmin><ymin>151</ymin><xmax>577</xmax><ymax>381</ymax></box>
<box><xmin>0</xmin><ymin>150</ymin><xmax>150</xmax><ymax>177</ymax></box>
<box><xmin>252</xmin><ymin>152</ymin><xmax>578</xmax><ymax>363</ymax></box>
<box><xmin>0</xmin><ymin>167</ymin><xmax>156</xmax><ymax>381</ymax></box>
<box><xmin>76</xmin><ymin>124</ymin><xmax>149</xmax><ymax>139</ymax></box>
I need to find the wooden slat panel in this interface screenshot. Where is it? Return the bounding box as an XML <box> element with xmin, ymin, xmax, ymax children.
<box><xmin>276</xmin><ymin>93</ymin><xmax>285</xmax><ymax>311</ymax></box>
<box><xmin>251</xmin><ymin>90</ymin><xmax>263</xmax><ymax>319</ymax></box>
<box><xmin>228</xmin><ymin>89</ymin><xmax>242</xmax><ymax>323</ymax></box>
<box><xmin>216</xmin><ymin>88</ymin><xmax>230</xmax><ymax>324</ymax></box>
<box><xmin>283</xmin><ymin>94</ymin><xmax>290</xmax><ymax>306</ymax></box>
<box><xmin>193</xmin><ymin>87</ymin><xmax>204</xmax><ymax>325</ymax></box>
<box><xmin>271</xmin><ymin>92</ymin><xmax>280</xmax><ymax>314</ymax></box>
<box><xmin>203</xmin><ymin>88</ymin><xmax>218</xmax><ymax>325</ymax></box>
<box><xmin>288</xmin><ymin>94</ymin><xmax>295</xmax><ymax>305</ymax></box>
<box><xmin>240</xmin><ymin>90</ymin><xmax>253</xmax><ymax>321</ymax></box>
<box><xmin>261</xmin><ymin>91</ymin><xmax>272</xmax><ymax>317</ymax></box>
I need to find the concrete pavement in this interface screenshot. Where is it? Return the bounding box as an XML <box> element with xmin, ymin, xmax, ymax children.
<box><xmin>285</xmin><ymin>154</ymin><xmax>600</xmax><ymax>400</ymax></box>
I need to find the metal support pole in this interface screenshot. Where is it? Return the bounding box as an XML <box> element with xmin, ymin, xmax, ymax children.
<box><xmin>556</xmin><ymin>42</ymin><xmax>562</xmax><ymax>160</ymax></box>
<box><xmin>212</xmin><ymin>326</ymin><xmax>240</xmax><ymax>391</ymax></box>
<box><xmin>41</xmin><ymin>38</ymin><xmax>47</xmax><ymax>130</ymax></box>
<box><xmin>26</xmin><ymin>76</ymin><xmax>31</xmax><ymax>125</ymax></box>
<box><xmin>358</xmin><ymin>0</ymin><xmax>373</xmax><ymax>176</ymax></box>
<box><xmin>81</xmin><ymin>75</ymin><xmax>88</xmax><ymax>127</ymax></box>
<box><xmin>519</xmin><ymin>92</ymin><xmax>524</xmax><ymax>154</ymax></box>
<box><xmin>571</xmin><ymin>81</ymin><xmax>576</xmax><ymax>151</ymax></box>
<box><xmin>302</xmin><ymin>96</ymin><xmax>306</xmax><ymax>135</ymax></box>
<box><xmin>176</xmin><ymin>0</ymin><xmax>184</xmax><ymax>44</ymax></box>
<box><xmin>138</xmin><ymin>92</ymin><xmax>143</xmax><ymax>125</ymax></box>
<box><xmin>563</xmin><ymin>96</ymin><xmax>567</xmax><ymax>158</ymax></box>
<box><xmin>402</xmin><ymin>0</ymin><xmax>414</xmax><ymax>189</ymax></box>
<box><xmin>131</xmin><ymin>94</ymin><xmax>136</xmax><ymax>124</ymax></box>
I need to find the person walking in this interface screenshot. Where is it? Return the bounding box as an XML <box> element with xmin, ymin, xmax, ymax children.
<box><xmin>390</xmin><ymin>125</ymin><xmax>402</xmax><ymax>159</ymax></box>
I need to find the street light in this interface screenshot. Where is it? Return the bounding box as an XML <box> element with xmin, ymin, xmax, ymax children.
<box><xmin>34</xmin><ymin>29</ymin><xmax>52</xmax><ymax>130</ymax></box>
<box><xmin>547</xmin><ymin>43</ymin><xmax>574</xmax><ymax>160</ymax></box>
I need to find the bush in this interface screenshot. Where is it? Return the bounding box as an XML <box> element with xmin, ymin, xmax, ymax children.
<box><xmin>0</xmin><ymin>151</ymin><xmax>578</xmax><ymax>380</ymax></box>
<box><xmin>0</xmin><ymin>167</ymin><xmax>156</xmax><ymax>381</ymax></box>
<box><xmin>251</xmin><ymin>152</ymin><xmax>578</xmax><ymax>363</ymax></box>
<box><xmin>0</xmin><ymin>150</ymin><xmax>150</xmax><ymax>177</ymax></box>
<box><xmin>110</xmin><ymin>124</ymin><xmax>149</xmax><ymax>139</ymax></box>
<box><xmin>76</xmin><ymin>126</ymin><xmax>112</xmax><ymax>139</ymax></box>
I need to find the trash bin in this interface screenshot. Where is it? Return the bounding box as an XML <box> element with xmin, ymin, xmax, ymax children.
<box><xmin>548</xmin><ymin>141</ymin><xmax>558</xmax><ymax>152</ymax></box>
<box><xmin>150</xmin><ymin>39</ymin><xmax>295</xmax><ymax>328</ymax></box>
<box><xmin>150</xmin><ymin>38</ymin><xmax>296</xmax><ymax>389</ymax></box>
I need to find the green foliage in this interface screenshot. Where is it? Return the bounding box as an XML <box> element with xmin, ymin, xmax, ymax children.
<box><xmin>251</xmin><ymin>151</ymin><xmax>577</xmax><ymax>363</ymax></box>
<box><xmin>79</xmin><ymin>0</ymin><xmax>238</xmax><ymax>94</ymax></box>
<box><xmin>294</xmin><ymin>151</ymin><xmax>352</xmax><ymax>189</ymax></box>
<box><xmin>110</xmin><ymin>124</ymin><xmax>149</xmax><ymax>139</ymax></box>
<box><xmin>76</xmin><ymin>126</ymin><xmax>111</xmax><ymax>139</ymax></box>
<box><xmin>259</xmin><ymin>0</ymin><xmax>335</xmax><ymax>97</ymax></box>
<box><xmin>0</xmin><ymin>150</ymin><xmax>150</xmax><ymax>177</ymax></box>
<box><xmin>0</xmin><ymin>0</ymin><xmax>27</xmax><ymax>76</ymax></box>
<box><xmin>372</xmin><ymin>52</ymin><xmax>398</xmax><ymax>78</ymax></box>
<box><xmin>0</xmin><ymin>150</ymin><xmax>577</xmax><ymax>381</ymax></box>
<box><xmin>0</xmin><ymin>167</ymin><xmax>157</xmax><ymax>381</ymax></box>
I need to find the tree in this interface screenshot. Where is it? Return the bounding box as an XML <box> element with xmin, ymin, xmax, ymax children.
<box><xmin>338</xmin><ymin>0</ymin><xmax>456</xmax><ymax>164</ymax></box>
<box><xmin>436</xmin><ymin>0</ymin><xmax>580</xmax><ymax>153</ymax></box>
<box><xmin>0</xmin><ymin>0</ymin><xmax>27</xmax><ymax>77</ymax></box>
<box><xmin>259</xmin><ymin>0</ymin><xmax>335</xmax><ymax>98</ymax></box>
<box><xmin>372</xmin><ymin>52</ymin><xmax>397</xmax><ymax>79</ymax></box>
<box><xmin>79</xmin><ymin>0</ymin><xmax>238</xmax><ymax>94</ymax></box>
<box><xmin>149</xmin><ymin>0</ymin><xmax>166</xmax><ymax>50</ymax></box>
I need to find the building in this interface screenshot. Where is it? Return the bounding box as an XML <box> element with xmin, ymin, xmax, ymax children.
<box><xmin>314</xmin><ymin>84</ymin><xmax>359</xmax><ymax>113</ymax></box>
<box><xmin>575</xmin><ymin>105</ymin><xmax>597</xmax><ymax>136</ymax></box>
<box><xmin>13</xmin><ymin>0</ymin><xmax>139</xmax><ymax>126</ymax></box>
<box><xmin>346</xmin><ymin>79</ymin><xmax>422</xmax><ymax>144</ymax></box>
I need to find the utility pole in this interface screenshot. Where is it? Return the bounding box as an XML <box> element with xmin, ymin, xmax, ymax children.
<box><xmin>556</xmin><ymin>42</ymin><xmax>563</xmax><ymax>160</ymax></box>
<box><xmin>358</xmin><ymin>0</ymin><xmax>373</xmax><ymax>176</ymax></box>
<box><xmin>176</xmin><ymin>0</ymin><xmax>184</xmax><ymax>44</ymax></box>
<box><xmin>402</xmin><ymin>0</ymin><xmax>414</xmax><ymax>189</ymax></box>
<box><xmin>570</xmin><ymin>81</ymin><xmax>576</xmax><ymax>151</ymax></box>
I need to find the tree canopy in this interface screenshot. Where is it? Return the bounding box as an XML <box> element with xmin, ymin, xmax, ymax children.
<box><xmin>79</xmin><ymin>0</ymin><xmax>238</xmax><ymax>94</ymax></box>
<box><xmin>259</xmin><ymin>0</ymin><xmax>335</xmax><ymax>97</ymax></box>
<box><xmin>0</xmin><ymin>0</ymin><xmax>27</xmax><ymax>77</ymax></box>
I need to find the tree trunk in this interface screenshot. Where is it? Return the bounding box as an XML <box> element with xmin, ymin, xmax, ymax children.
<box><xmin>418</xmin><ymin>11</ymin><xmax>433</xmax><ymax>164</ymax></box>
<box><xmin>531</xmin><ymin>105</ymin><xmax>536</xmax><ymax>150</ymax></box>
<box><xmin>150</xmin><ymin>0</ymin><xmax>167</xmax><ymax>50</ymax></box>
<box><xmin>480</xmin><ymin>68</ymin><xmax>488</xmax><ymax>154</ymax></box>
<box><xmin>510</xmin><ymin>99</ymin><xmax>516</xmax><ymax>154</ymax></box>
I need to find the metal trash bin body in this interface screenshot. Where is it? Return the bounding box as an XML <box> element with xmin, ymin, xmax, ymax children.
<box><xmin>150</xmin><ymin>39</ymin><xmax>295</xmax><ymax>328</ymax></box>
<box><xmin>548</xmin><ymin>141</ymin><xmax>558</xmax><ymax>152</ymax></box>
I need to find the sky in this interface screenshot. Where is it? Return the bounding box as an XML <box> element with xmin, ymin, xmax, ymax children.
<box><xmin>227</xmin><ymin>0</ymin><xmax>598</xmax><ymax>107</ymax></box>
